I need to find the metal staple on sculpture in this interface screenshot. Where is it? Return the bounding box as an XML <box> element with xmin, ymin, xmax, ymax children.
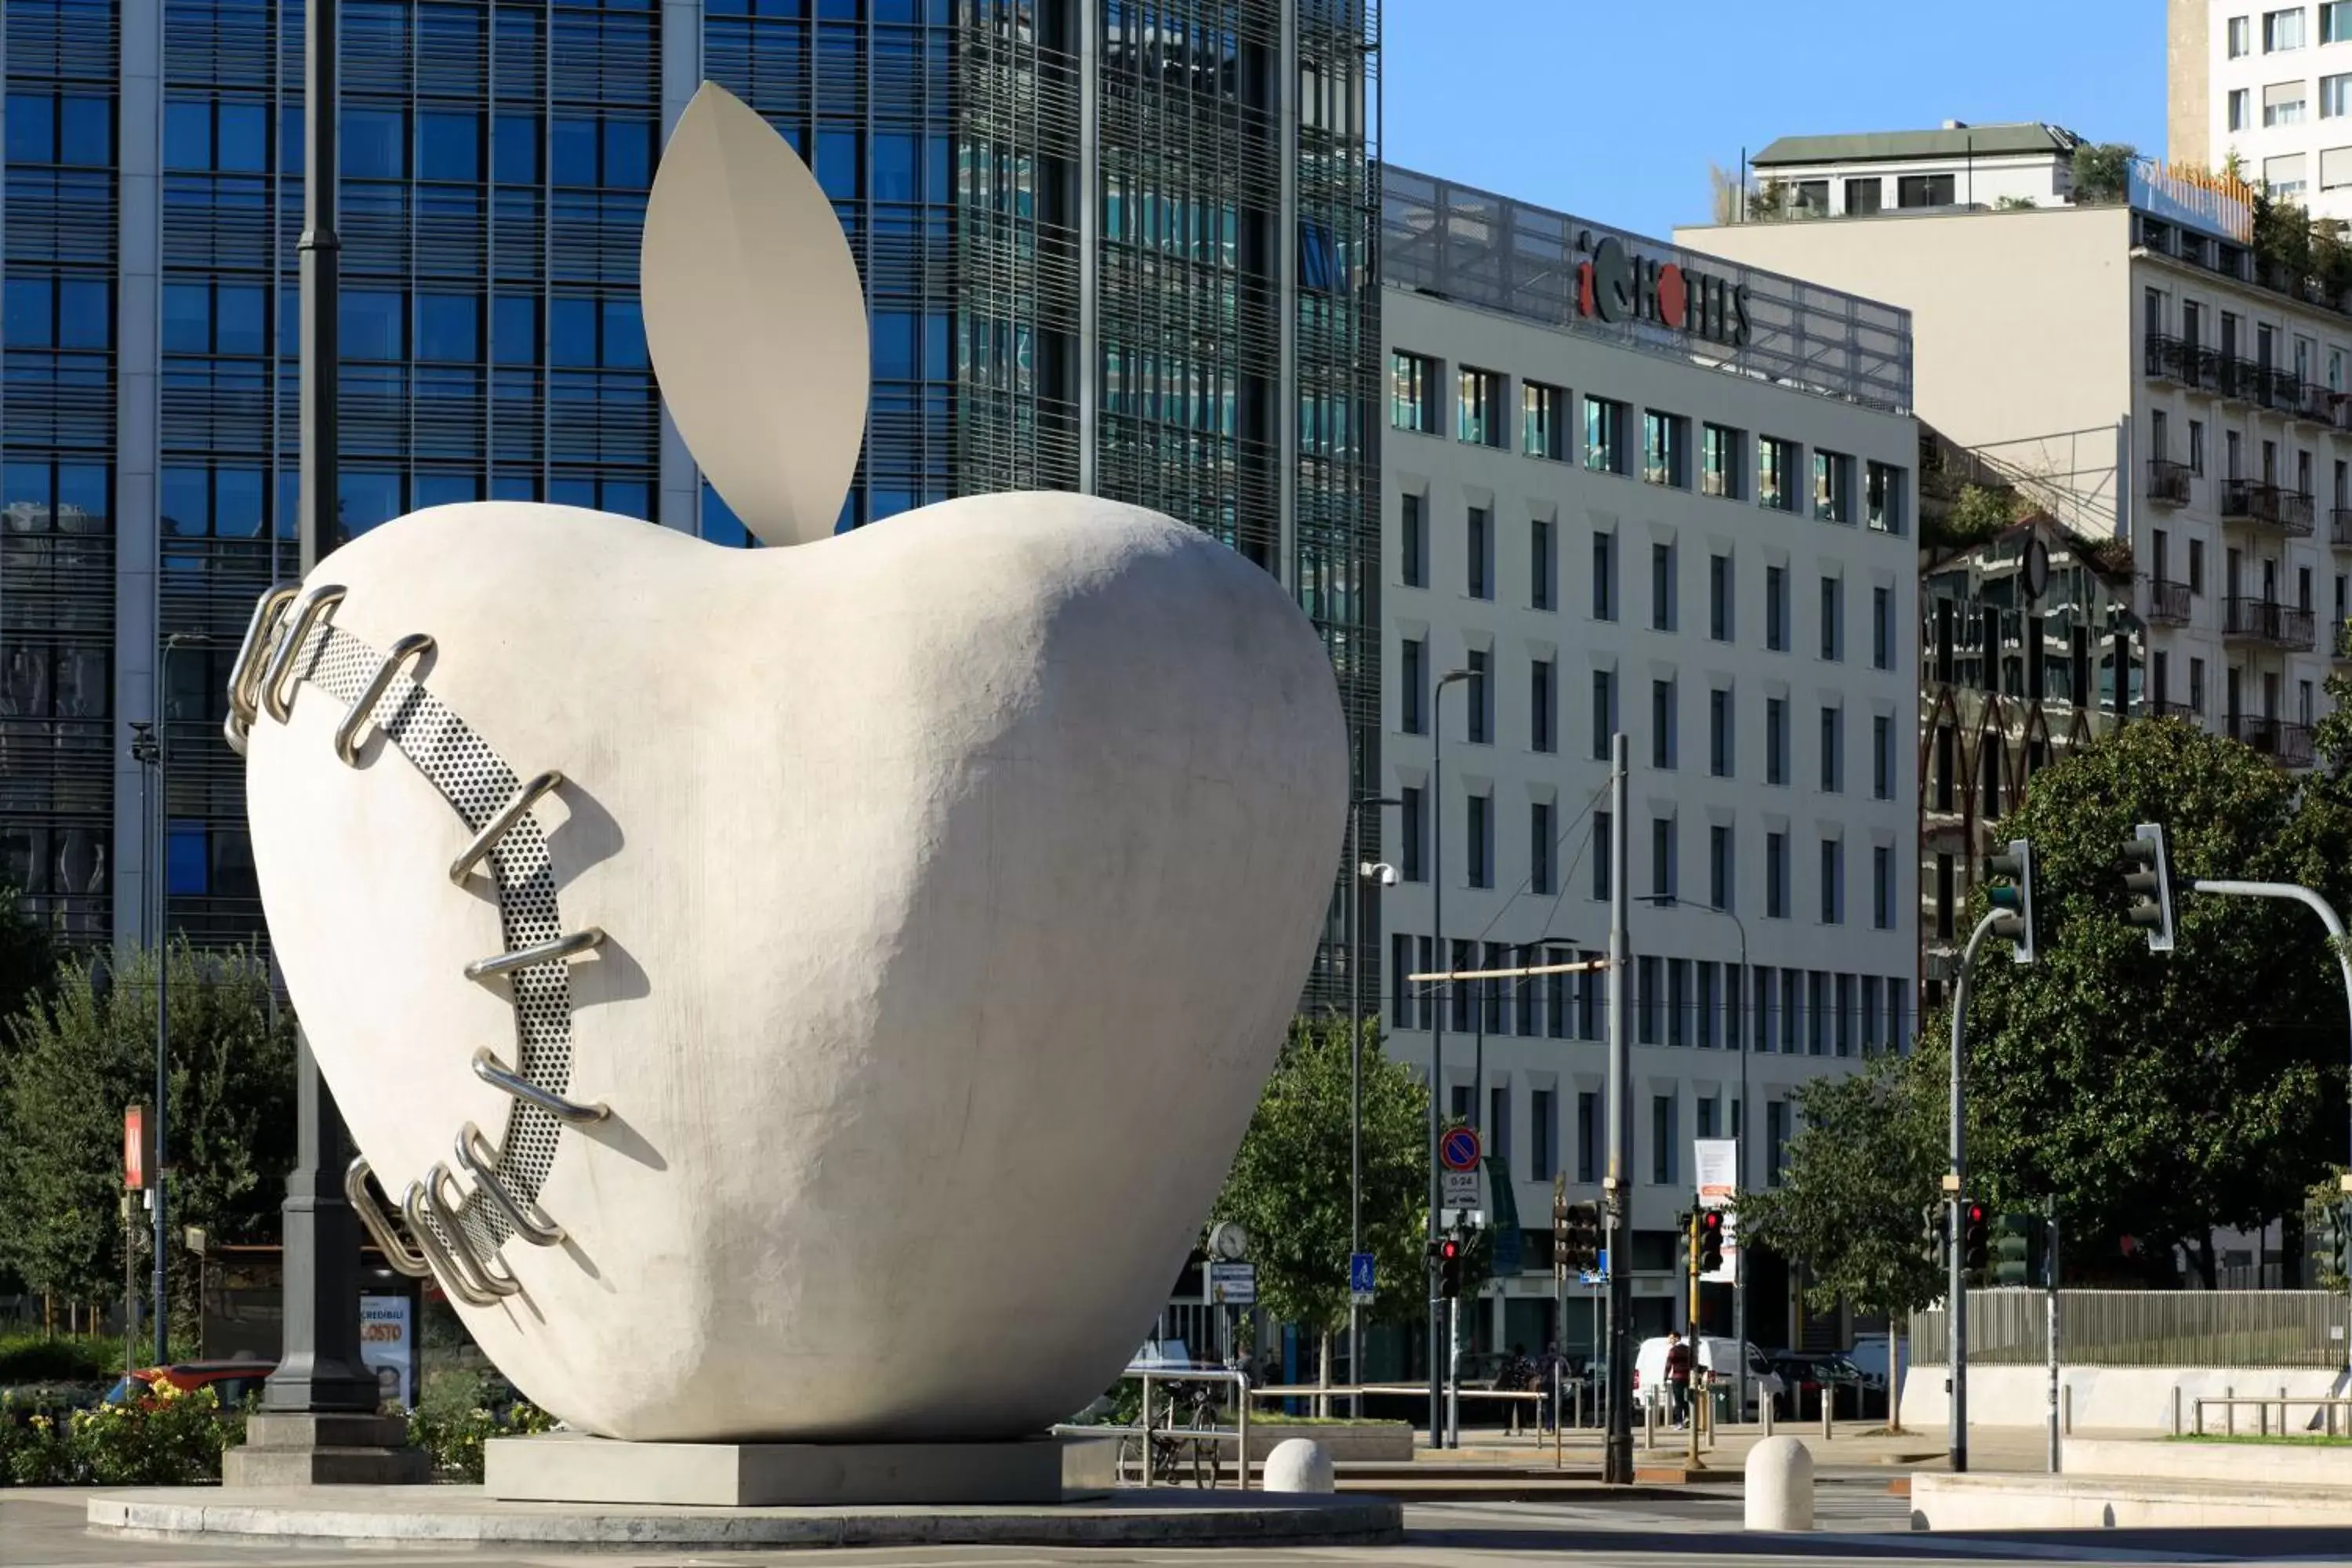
<box><xmin>229</xmin><ymin>585</ymin><xmax>601</xmax><ymax>1301</ymax></box>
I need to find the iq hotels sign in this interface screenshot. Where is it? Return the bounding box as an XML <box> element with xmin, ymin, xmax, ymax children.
<box><xmin>1574</xmin><ymin>230</ymin><xmax>1751</xmax><ymax>348</ymax></box>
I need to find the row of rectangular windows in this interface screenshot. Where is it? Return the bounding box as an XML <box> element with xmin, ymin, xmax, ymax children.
<box><xmin>1399</xmin><ymin>651</ymin><xmax>1902</xmax><ymax>802</ymax></box>
<box><xmin>1392</xmin><ymin>942</ymin><xmax>1909</xmax><ymax>1057</ymax></box>
<box><xmin>1390</xmin><ymin>350</ymin><xmax>1908</xmax><ymax>534</ymax></box>
<box><xmin>1399</xmin><ymin>502</ymin><xmax>1903</xmax><ymax>666</ymax></box>
<box><xmin>1387</xmin><ymin>788</ymin><xmax>1900</xmax><ymax>931</ymax></box>
<box><xmin>1411</xmin><ymin>1080</ymin><xmax>1787</xmax><ymax>1193</ymax></box>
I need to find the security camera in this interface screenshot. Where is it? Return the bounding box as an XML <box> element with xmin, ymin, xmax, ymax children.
<box><xmin>1359</xmin><ymin>861</ymin><xmax>1399</xmax><ymax>887</ymax></box>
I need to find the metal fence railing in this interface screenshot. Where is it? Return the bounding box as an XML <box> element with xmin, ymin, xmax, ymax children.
<box><xmin>1912</xmin><ymin>1290</ymin><xmax>2345</xmax><ymax>1369</ymax></box>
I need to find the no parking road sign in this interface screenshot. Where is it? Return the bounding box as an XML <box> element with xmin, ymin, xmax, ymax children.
<box><xmin>1440</xmin><ymin>1126</ymin><xmax>1482</xmax><ymax>1171</ymax></box>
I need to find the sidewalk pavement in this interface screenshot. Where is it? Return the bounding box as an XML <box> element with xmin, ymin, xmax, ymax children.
<box><xmin>1412</xmin><ymin>1421</ymin><xmax>2102</xmax><ymax>1474</ymax></box>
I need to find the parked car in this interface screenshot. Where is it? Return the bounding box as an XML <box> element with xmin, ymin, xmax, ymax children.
<box><xmin>103</xmin><ymin>1360</ymin><xmax>274</xmax><ymax>1411</ymax></box>
<box><xmin>1632</xmin><ymin>1337</ymin><xmax>1783</xmax><ymax>1420</ymax></box>
<box><xmin>1768</xmin><ymin>1352</ymin><xmax>1878</xmax><ymax>1421</ymax></box>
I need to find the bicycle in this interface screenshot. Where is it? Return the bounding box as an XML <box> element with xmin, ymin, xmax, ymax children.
<box><xmin>1116</xmin><ymin>1381</ymin><xmax>1221</xmax><ymax>1487</ymax></box>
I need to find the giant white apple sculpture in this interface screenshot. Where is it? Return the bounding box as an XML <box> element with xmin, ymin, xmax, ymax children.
<box><xmin>230</xmin><ymin>82</ymin><xmax>1346</xmax><ymax>1443</ymax></box>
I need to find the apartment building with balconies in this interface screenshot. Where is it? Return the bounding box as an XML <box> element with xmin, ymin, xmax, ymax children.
<box><xmin>1684</xmin><ymin>143</ymin><xmax>2343</xmax><ymax>780</ymax></box>
<box><xmin>2169</xmin><ymin>0</ymin><xmax>2352</xmax><ymax>223</ymax></box>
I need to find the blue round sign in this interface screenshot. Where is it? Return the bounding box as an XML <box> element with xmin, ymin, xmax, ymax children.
<box><xmin>1440</xmin><ymin>1127</ymin><xmax>1481</xmax><ymax>1171</ymax></box>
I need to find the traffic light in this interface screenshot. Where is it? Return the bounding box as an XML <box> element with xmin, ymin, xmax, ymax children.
<box><xmin>2122</xmin><ymin>822</ymin><xmax>2176</xmax><ymax>954</ymax></box>
<box><xmin>1436</xmin><ymin>1232</ymin><xmax>1464</xmax><ymax>1298</ymax></box>
<box><xmin>1552</xmin><ymin>1181</ymin><xmax>1569</xmax><ymax>1276</ymax></box>
<box><xmin>1962</xmin><ymin>1202</ymin><xmax>1991</xmax><ymax>1272</ymax></box>
<box><xmin>1697</xmin><ymin>1209</ymin><xmax>1726</xmax><ymax>1274</ymax></box>
<box><xmin>1985</xmin><ymin>839</ymin><xmax>2036</xmax><ymax>964</ymax></box>
<box><xmin>1993</xmin><ymin>1215</ymin><xmax>2033</xmax><ymax>1287</ymax></box>
<box><xmin>1557</xmin><ymin>1200</ymin><xmax>1601</xmax><ymax>1274</ymax></box>
<box><xmin>1921</xmin><ymin>1203</ymin><xmax>1948</xmax><ymax>1265</ymax></box>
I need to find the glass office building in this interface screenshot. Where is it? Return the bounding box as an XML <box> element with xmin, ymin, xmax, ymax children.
<box><xmin>1</xmin><ymin>0</ymin><xmax>1380</xmax><ymax>994</ymax></box>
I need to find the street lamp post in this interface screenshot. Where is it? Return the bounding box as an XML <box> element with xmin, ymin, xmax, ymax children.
<box><xmin>1427</xmin><ymin>669</ymin><xmax>1472</xmax><ymax>1447</ymax></box>
<box><xmin>133</xmin><ymin>632</ymin><xmax>223</xmax><ymax>1363</ymax></box>
<box><xmin>1346</xmin><ymin>793</ymin><xmax>1400</xmax><ymax>1421</ymax></box>
<box><xmin>1639</xmin><ymin>893</ymin><xmax>1750</xmax><ymax>1421</ymax></box>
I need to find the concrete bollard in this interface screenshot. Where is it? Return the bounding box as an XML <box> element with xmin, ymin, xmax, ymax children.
<box><xmin>1260</xmin><ymin>1439</ymin><xmax>1334</xmax><ymax>1494</ymax></box>
<box><xmin>1744</xmin><ymin>1435</ymin><xmax>1814</xmax><ymax>1531</ymax></box>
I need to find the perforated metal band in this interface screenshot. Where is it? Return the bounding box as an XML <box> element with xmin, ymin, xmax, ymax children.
<box><xmin>283</xmin><ymin>619</ymin><xmax>576</xmax><ymax>1261</ymax></box>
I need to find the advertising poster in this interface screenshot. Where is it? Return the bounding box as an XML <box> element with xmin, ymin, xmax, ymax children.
<box><xmin>358</xmin><ymin>1293</ymin><xmax>416</xmax><ymax>1410</ymax></box>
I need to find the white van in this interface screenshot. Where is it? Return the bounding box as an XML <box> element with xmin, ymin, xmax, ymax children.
<box><xmin>1632</xmin><ymin>1335</ymin><xmax>1784</xmax><ymax>1420</ymax></box>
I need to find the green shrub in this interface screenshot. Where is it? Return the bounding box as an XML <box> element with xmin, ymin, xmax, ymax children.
<box><xmin>0</xmin><ymin>1379</ymin><xmax>241</xmax><ymax>1486</ymax></box>
<box><xmin>0</xmin><ymin>1335</ymin><xmax>107</xmax><ymax>1385</ymax></box>
<box><xmin>405</xmin><ymin>1371</ymin><xmax>554</xmax><ymax>1482</ymax></box>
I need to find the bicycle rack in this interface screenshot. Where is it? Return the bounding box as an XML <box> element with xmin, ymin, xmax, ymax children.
<box><xmin>230</xmin><ymin>581</ymin><xmax>608</xmax><ymax>1309</ymax></box>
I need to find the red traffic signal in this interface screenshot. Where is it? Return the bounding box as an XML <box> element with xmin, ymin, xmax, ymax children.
<box><xmin>1436</xmin><ymin>1233</ymin><xmax>1465</xmax><ymax>1298</ymax></box>
<box><xmin>1962</xmin><ymin>1202</ymin><xmax>1991</xmax><ymax>1270</ymax></box>
<box><xmin>1439</xmin><ymin>1237</ymin><xmax>1462</xmax><ymax>1261</ymax></box>
<box><xmin>1697</xmin><ymin>1209</ymin><xmax>1726</xmax><ymax>1272</ymax></box>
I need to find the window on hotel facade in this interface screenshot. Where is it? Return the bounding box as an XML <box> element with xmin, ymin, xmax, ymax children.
<box><xmin>2232</xmin><ymin>13</ymin><xmax>2253</xmax><ymax>55</ymax></box>
<box><xmin>1896</xmin><ymin>173</ymin><xmax>1956</xmax><ymax>208</ymax></box>
<box><xmin>1702</xmin><ymin>423</ymin><xmax>1744</xmax><ymax>497</ymax></box>
<box><xmin>1759</xmin><ymin>436</ymin><xmax>1797</xmax><ymax>511</ymax></box>
<box><xmin>2231</xmin><ymin>88</ymin><xmax>2252</xmax><ymax>131</ymax></box>
<box><xmin>1766</xmin><ymin>564</ymin><xmax>1790</xmax><ymax>652</ymax></box>
<box><xmin>1845</xmin><ymin>177</ymin><xmax>1882</xmax><ymax>216</ymax></box>
<box><xmin>1586</xmin><ymin>396</ymin><xmax>1628</xmax><ymax>474</ymax></box>
<box><xmin>2267</xmin><ymin>151</ymin><xmax>2310</xmax><ymax>197</ymax></box>
<box><xmin>1530</xmin><ymin>517</ymin><xmax>1555</xmax><ymax>609</ymax></box>
<box><xmin>1814</xmin><ymin>449</ymin><xmax>1854</xmax><ymax>523</ymax></box>
<box><xmin>1523</xmin><ymin>379</ymin><xmax>1568</xmax><ymax>459</ymax></box>
<box><xmin>2268</xmin><ymin>5</ymin><xmax>2307</xmax><ymax>51</ymax></box>
<box><xmin>1867</xmin><ymin>460</ymin><xmax>1906</xmax><ymax>533</ymax></box>
<box><xmin>1391</xmin><ymin>350</ymin><xmax>1437</xmax><ymax>433</ymax></box>
<box><xmin>2326</xmin><ymin>74</ymin><xmax>2352</xmax><ymax>117</ymax></box>
<box><xmin>2267</xmin><ymin>81</ymin><xmax>2309</xmax><ymax>127</ymax></box>
<box><xmin>2330</xmin><ymin>150</ymin><xmax>2352</xmax><ymax>193</ymax></box>
<box><xmin>1458</xmin><ymin>365</ymin><xmax>1504</xmax><ymax>447</ymax></box>
<box><xmin>2327</xmin><ymin>1</ymin><xmax>2352</xmax><ymax>42</ymax></box>
<box><xmin>1400</xmin><ymin>493</ymin><xmax>1425</xmax><ymax>587</ymax></box>
<box><xmin>1643</xmin><ymin>410</ymin><xmax>1688</xmax><ymax>488</ymax></box>
<box><xmin>1467</xmin><ymin>506</ymin><xmax>1492</xmax><ymax>599</ymax></box>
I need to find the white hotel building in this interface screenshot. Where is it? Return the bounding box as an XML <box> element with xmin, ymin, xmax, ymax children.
<box><xmin>1373</xmin><ymin>172</ymin><xmax>1920</xmax><ymax>1362</ymax></box>
<box><xmin>2171</xmin><ymin>0</ymin><xmax>2352</xmax><ymax>222</ymax></box>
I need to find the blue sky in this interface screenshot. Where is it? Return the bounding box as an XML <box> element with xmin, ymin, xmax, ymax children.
<box><xmin>1381</xmin><ymin>0</ymin><xmax>2168</xmax><ymax>241</ymax></box>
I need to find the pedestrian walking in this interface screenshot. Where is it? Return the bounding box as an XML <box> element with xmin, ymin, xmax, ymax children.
<box><xmin>1664</xmin><ymin>1330</ymin><xmax>1692</xmax><ymax>1428</ymax></box>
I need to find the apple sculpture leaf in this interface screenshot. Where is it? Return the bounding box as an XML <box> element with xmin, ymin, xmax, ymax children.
<box><xmin>230</xmin><ymin>81</ymin><xmax>1348</xmax><ymax>1443</ymax></box>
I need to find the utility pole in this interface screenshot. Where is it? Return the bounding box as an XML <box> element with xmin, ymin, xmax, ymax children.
<box><xmin>230</xmin><ymin>0</ymin><xmax>423</xmax><ymax>1483</ymax></box>
<box><xmin>1602</xmin><ymin>731</ymin><xmax>1633</xmax><ymax>1485</ymax></box>
<box><xmin>1427</xmin><ymin>670</ymin><xmax>1472</xmax><ymax>1447</ymax></box>
<box><xmin>2045</xmin><ymin>1206</ymin><xmax>2061</xmax><ymax>1475</ymax></box>
<box><xmin>1945</xmin><ymin>909</ymin><xmax>2004</xmax><ymax>1475</ymax></box>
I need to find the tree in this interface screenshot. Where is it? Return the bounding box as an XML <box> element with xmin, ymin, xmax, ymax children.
<box><xmin>0</xmin><ymin>890</ymin><xmax>53</xmax><ymax>1297</ymax></box>
<box><xmin>2071</xmin><ymin>142</ymin><xmax>2136</xmax><ymax>205</ymax></box>
<box><xmin>0</xmin><ymin>942</ymin><xmax>294</xmax><ymax>1339</ymax></box>
<box><xmin>1735</xmin><ymin>1050</ymin><xmax>1943</xmax><ymax>1431</ymax></box>
<box><xmin>1962</xmin><ymin>719</ymin><xmax>2348</xmax><ymax>1284</ymax></box>
<box><xmin>1208</xmin><ymin>1017</ymin><xmax>1428</xmax><ymax>1403</ymax></box>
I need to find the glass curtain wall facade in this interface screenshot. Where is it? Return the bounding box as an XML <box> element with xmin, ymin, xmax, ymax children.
<box><xmin>0</xmin><ymin>0</ymin><xmax>1378</xmax><ymax>978</ymax></box>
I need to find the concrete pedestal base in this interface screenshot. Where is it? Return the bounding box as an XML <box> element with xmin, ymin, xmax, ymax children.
<box><xmin>220</xmin><ymin>1414</ymin><xmax>430</xmax><ymax>1487</ymax></box>
<box><xmin>85</xmin><ymin>1485</ymin><xmax>1403</xmax><ymax>1550</ymax></box>
<box><xmin>485</xmin><ymin>1432</ymin><xmax>1095</xmax><ymax>1507</ymax></box>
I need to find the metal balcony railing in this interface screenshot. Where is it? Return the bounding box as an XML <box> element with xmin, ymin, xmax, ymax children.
<box><xmin>2221</xmin><ymin>480</ymin><xmax>2318</xmax><ymax>535</ymax></box>
<box><xmin>2229</xmin><ymin>713</ymin><xmax>2317</xmax><ymax>768</ymax></box>
<box><xmin>2150</xmin><ymin>699</ymin><xmax>2198</xmax><ymax>720</ymax></box>
<box><xmin>2143</xmin><ymin>577</ymin><xmax>2191</xmax><ymax>624</ymax></box>
<box><xmin>2223</xmin><ymin>597</ymin><xmax>2317</xmax><ymax>650</ymax></box>
<box><xmin>2147</xmin><ymin>458</ymin><xmax>2191</xmax><ymax>505</ymax></box>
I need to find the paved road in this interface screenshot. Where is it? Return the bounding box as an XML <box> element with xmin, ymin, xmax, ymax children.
<box><xmin>11</xmin><ymin>1483</ymin><xmax>2352</xmax><ymax>1566</ymax></box>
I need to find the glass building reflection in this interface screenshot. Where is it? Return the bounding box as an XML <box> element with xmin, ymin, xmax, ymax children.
<box><xmin>1918</xmin><ymin>517</ymin><xmax>2147</xmax><ymax>1004</ymax></box>
<box><xmin>1</xmin><ymin>0</ymin><xmax>1380</xmax><ymax>982</ymax></box>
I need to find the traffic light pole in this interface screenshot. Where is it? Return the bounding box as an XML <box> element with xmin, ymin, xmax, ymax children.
<box><xmin>1947</xmin><ymin>909</ymin><xmax>2006</xmax><ymax>1475</ymax></box>
<box><xmin>1603</xmin><ymin>732</ymin><xmax>1633</xmax><ymax>1486</ymax></box>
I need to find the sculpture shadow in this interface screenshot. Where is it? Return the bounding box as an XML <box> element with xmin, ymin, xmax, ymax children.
<box><xmin>546</xmin><ymin>781</ymin><xmax>626</xmax><ymax>890</ymax></box>
<box><xmin>577</xmin><ymin>1108</ymin><xmax>666</xmax><ymax>1173</ymax></box>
